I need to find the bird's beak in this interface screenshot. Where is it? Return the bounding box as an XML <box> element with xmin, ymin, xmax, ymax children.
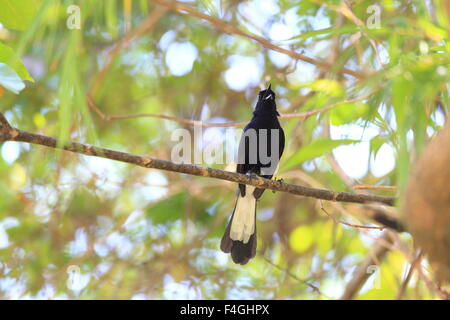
<box><xmin>267</xmin><ymin>83</ymin><xmax>271</xmax><ymax>91</ymax></box>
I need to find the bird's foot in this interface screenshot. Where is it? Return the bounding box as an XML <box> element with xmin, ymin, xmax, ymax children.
<box><xmin>246</xmin><ymin>172</ymin><xmax>259</xmax><ymax>180</ymax></box>
<box><xmin>272</xmin><ymin>177</ymin><xmax>284</xmax><ymax>193</ymax></box>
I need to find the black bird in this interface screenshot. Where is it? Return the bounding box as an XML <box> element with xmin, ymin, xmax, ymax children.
<box><xmin>220</xmin><ymin>84</ymin><xmax>285</xmax><ymax>265</ymax></box>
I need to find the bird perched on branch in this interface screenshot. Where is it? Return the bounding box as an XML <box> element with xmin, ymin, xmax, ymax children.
<box><xmin>220</xmin><ymin>84</ymin><xmax>285</xmax><ymax>265</ymax></box>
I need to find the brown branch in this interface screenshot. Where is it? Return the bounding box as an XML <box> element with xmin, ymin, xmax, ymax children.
<box><xmin>87</xmin><ymin>92</ymin><xmax>372</xmax><ymax>127</ymax></box>
<box><xmin>327</xmin><ymin>151</ymin><xmax>358</xmax><ymax>188</ymax></box>
<box><xmin>340</xmin><ymin>231</ymin><xmax>394</xmax><ymax>300</ymax></box>
<box><xmin>0</xmin><ymin>113</ymin><xmax>395</xmax><ymax>206</ymax></box>
<box><xmin>339</xmin><ymin>1</ymin><xmax>384</xmax><ymax>67</ymax></box>
<box><xmin>0</xmin><ymin>113</ymin><xmax>13</xmax><ymax>131</ymax></box>
<box><xmin>416</xmin><ymin>263</ymin><xmax>450</xmax><ymax>300</ymax></box>
<box><xmin>87</xmin><ymin>98</ymin><xmax>335</xmax><ymax>127</ymax></box>
<box><xmin>345</xmin><ymin>203</ymin><xmax>404</xmax><ymax>232</ymax></box>
<box><xmin>153</xmin><ymin>0</ymin><xmax>367</xmax><ymax>79</ymax></box>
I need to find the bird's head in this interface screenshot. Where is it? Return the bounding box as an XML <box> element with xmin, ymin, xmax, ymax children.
<box><xmin>255</xmin><ymin>84</ymin><xmax>279</xmax><ymax>115</ymax></box>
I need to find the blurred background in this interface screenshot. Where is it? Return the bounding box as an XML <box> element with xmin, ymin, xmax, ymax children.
<box><xmin>0</xmin><ymin>0</ymin><xmax>449</xmax><ymax>299</ymax></box>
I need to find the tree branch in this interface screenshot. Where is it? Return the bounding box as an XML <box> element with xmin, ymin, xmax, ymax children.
<box><xmin>87</xmin><ymin>96</ymin><xmax>336</xmax><ymax>127</ymax></box>
<box><xmin>0</xmin><ymin>113</ymin><xmax>395</xmax><ymax>206</ymax></box>
<box><xmin>153</xmin><ymin>0</ymin><xmax>367</xmax><ymax>79</ymax></box>
<box><xmin>0</xmin><ymin>112</ymin><xmax>13</xmax><ymax>131</ymax></box>
<box><xmin>263</xmin><ymin>257</ymin><xmax>326</xmax><ymax>297</ymax></box>
<box><xmin>87</xmin><ymin>91</ymin><xmax>373</xmax><ymax>127</ymax></box>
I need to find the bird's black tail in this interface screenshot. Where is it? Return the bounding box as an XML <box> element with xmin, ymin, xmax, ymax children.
<box><xmin>220</xmin><ymin>203</ymin><xmax>257</xmax><ymax>265</ymax></box>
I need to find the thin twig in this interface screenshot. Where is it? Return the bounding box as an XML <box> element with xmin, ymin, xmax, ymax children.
<box><xmin>0</xmin><ymin>113</ymin><xmax>12</xmax><ymax>131</ymax></box>
<box><xmin>396</xmin><ymin>251</ymin><xmax>423</xmax><ymax>300</ymax></box>
<box><xmin>285</xmin><ymin>170</ymin><xmax>403</xmax><ymax>241</ymax></box>
<box><xmin>353</xmin><ymin>185</ymin><xmax>398</xmax><ymax>191</ymax></box>
<box><xmin>90</xmin><ymin>5</ymin><xmax>168</xmax><ymax>96</ymax></box>
<box><xmin>339</xmin><ymin>1</ymin><xmax>385</xmax><ymax>67</ymax></box>
<box><xmin>340</xmin><ymin>231</ymin><xmax>393</xmax><ymax>300</ymax></box>
<box><xmin>153</xmin><ymin>0</ymin><xmax>367</xmax><ymax>79</ymax></box>
<box><xmin>87</xmin><ymin>100</ymin><xmax>334</xmax><ymax>127</ymax></box>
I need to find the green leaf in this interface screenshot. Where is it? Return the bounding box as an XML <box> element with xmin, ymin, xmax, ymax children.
<box><xmin>0</xmin><ymin>62</ymin><xmax>25</xmax><ymax>94</ymax></box>
<box><xmin>0</xmin><ymin>42</ymin><xmax>34</xmax><ymax>82</ymax></box>
<box><xmin>0</xmin><ymin>0</ymin><xmax>41</xmax><ymax>31</ymax></box>
<box><xmin>283</xmin><ymin>138</ymin><xmax>358</xmax><ymax>171</ymax></box>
